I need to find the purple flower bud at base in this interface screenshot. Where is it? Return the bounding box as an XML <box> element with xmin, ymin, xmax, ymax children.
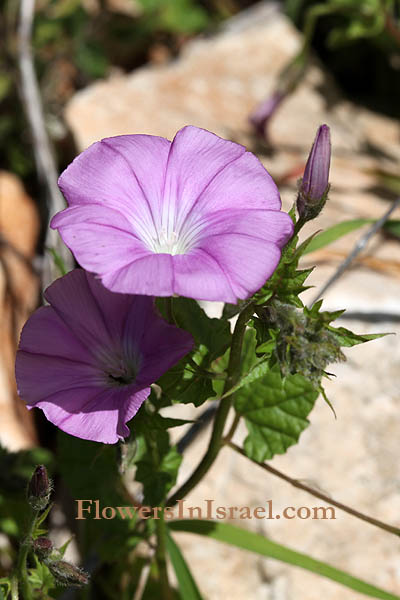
<box><xmin>27</xmin><ymin>465</ymin><xmax>51</xmax><ymax>511</ymax></box>
<box><xmin>33</xmin><ymin>537</ymin><xmax>53</xmax><ymax>559</ymax></box>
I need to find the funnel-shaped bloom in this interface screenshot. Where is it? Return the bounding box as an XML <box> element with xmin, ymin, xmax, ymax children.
<box><xmin>51</xmin><ymin>126</ymin><xmax>293</xmax><ymax>303</ymax></box>
<box><xmin>15</xmin><ymin>269</ymin><xmax>193</xmax><ymax>443</ymax></box>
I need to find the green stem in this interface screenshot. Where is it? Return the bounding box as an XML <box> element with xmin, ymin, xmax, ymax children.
<box><xmin>301</xmin><ymin>3</ymin><xmax>341</xmax><ymax>56</ymax></box>
<box><xmin>223</xmin><ymin>412</ymin><xmax>241</xmax><ymax>444</ymax></box>
<box><xmin>168</xmin><ymin>302</ymin><xmax>254</xmax><ymax>506</ymax></box>
<box><xmin>11</xmin><ymin>573</ymin><xmax>18</xmax><ymax>600</ymax></box>
<box><xmin>155</xmin><ymin>509</ymin><xmax>172</xmax><ymax>600</ymax></box>
<box><xmin>16</xmin><ymin>509</ymin><xmax>38</xmax><ymax>600</ymax></box>
<box><xmin>292</xmin><ymin>215</ymin><xmax>306</xmax><ymax>237</ymax></box>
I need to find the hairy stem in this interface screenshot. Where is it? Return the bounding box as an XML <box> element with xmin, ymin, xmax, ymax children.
<box><xmin>228</xmin><ymin>442</ymin><xmax>400</xmax><ymax>538</ymax></box>
<box><xmin>16</xmin><ymin>509</ymin><xmax>39</xmax><ymax>600</ymax></box>
<box><xmin>155</xmin><ymin>509</ymin><xmax>172</xmax><ymax>600</ymax></box>
<box><xmin>168</xmin><ymin>302</ymin><xmax>254</xmax><ymax>506</ymax></box>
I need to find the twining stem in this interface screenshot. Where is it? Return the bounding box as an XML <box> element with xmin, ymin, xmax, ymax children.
<box><xmin>168</xmin><ymin>302</ymin><xmax>255</xmax><ymax>506</ymax></box>
<box><xmin>155</xmin><ymin>508</ymin><xmax>172</xmax><ymax>600</ymax></box>
<box><xmin>16</xmin><ymin>509</ymin><xmax>39</xmax><ymax>600</ymax></box>
<box><xmin>227</xmin><ymin>441</ymin><xmax>400</xmax><ymax>538</ymax></box>
<box><xmin>223</xmin><ymin>413</ymin><xmax>241</xmax><ymax>444</ymax></box>
<box><xmin>300</xmin><ymin>3</ymin><xmax>341</xmax><ymax>56</ymax></box>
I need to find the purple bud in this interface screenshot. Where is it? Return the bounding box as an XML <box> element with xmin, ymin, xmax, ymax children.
<box><xmin>249</xmin><ymin>92</ymin><xmax>284</xmax><ymax>141</ymax></box>
<box><xmin>33</xmin><ymin>537</ymin><xmax>53</xmax><ymax>559</ymax></box>
<box><xmin>47</xmin><ymin>560</ymin><xmax>89</xmax><ymax>587</ymax></box>
<box><xmin>27</xmin><ymin>465</ymin><xmax>51</xmax><ymax>510</ymax></box>
<box><xmin>297</xmin><ymin>124</ymin><xmax>331</xmax><ymax>221</ymax></box>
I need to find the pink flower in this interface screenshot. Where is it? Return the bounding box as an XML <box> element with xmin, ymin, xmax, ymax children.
<box><xmin>15</xmin><ymin>269</ymin><xmax>193</xmax><ymax>443</ymax></box>
<box><xmin>51</xmin><ymin>126</ymin><xmax>293</xmax><ymax>303</ymax></box>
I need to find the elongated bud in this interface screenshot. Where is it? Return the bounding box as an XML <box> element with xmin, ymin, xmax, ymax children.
<box><xmin>249</xmin><ymin>92</ymin><xmax>284</xmax><ymax>140</ymax></box>
<box><xmin>27</xmin><ymin>465</ymin><xmax>51</xmax><ymax>510</ymax></box>
<box><xmin>297</xmin><ymin>124</ymin><xmax>331</xmax><ymax>222</ymax></box>
<box><xmin>249</xmin><ymin>54</ymin><xmax>306</xmax><ymax>142</ymax></box>
<box><xmin>33</xmin><ymin>537</ymin><xmax>53</xmax><ymax>560</ymax></box>
<box><xmin>47</xmin><ymin>560</ymin><xmax>89</xmax><ymax>587</ymax></box>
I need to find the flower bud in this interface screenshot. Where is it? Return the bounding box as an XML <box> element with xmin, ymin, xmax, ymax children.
<box><xmin>27</xmin><ymin>465</ymin><xmax>51</xmax><ymax>511</ymax></box>
<box><xmin>33</xmin><ymin>537</ymin><xmax>53</xmax><ymax>560</ymax></box>
<box><xmin>297</xmin><ymin>124</ymin><xmax>331</xmax><ymax>222</ymax></box>
<box><xmin>249</xmin><ymin>92</ymin><xmax>284</xmax><ymax>141</ymax></box>
<box><xmin>47</xmin><ymin>560</ymin><xmax>89</xmax><ymax>587</ymax></box>
<box><xmin>250</xmin><ymin>54</ymin><xmax>306</xmax><ymax>142</ymax></box>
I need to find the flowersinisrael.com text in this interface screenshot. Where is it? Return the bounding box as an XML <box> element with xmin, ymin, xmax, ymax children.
<box><xmin>75</xmin><ymin>499</ymin><xmax>336</xmax><ymax>521</ymax></box>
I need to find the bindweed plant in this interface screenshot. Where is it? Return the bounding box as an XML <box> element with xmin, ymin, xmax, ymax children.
<box><xmin>3</xmin><ymin>125</ymin><xmax>399</xmax><ymax>600</ymax></box>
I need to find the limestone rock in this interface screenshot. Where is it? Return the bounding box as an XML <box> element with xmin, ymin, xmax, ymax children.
<box><xmin>0</xmin><ymin>171</ymin><xmax>39</xmax><ymax>450</ymax></box>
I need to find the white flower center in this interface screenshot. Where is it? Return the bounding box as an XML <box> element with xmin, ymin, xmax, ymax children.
<box><xmin>148</xmin><ymin>227</ymin><xmax>193</xmax><ymax>255</ymax></box>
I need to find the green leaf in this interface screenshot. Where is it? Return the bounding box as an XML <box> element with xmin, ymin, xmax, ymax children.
<box><xmin>75</xmin><ymin>42</ymin><xmax>109</xmax><ymax>78</ymax></box>
<box><xmin>57</xmin><ymin>433</ymin><xmax>135</xmax><ymax>560</ymax></box>
<box><xmin>256</xmin><ymin>232</ymin><xmax>315</xmax><ymax>306</ymax></box>
<box><xmin>169</xmin><ymin>520</ymin><xmax>400</xmax><ymax>600</ymax></box>
<box><xmin>158</xmin><ymin>298</ymin><xmax>231</xmax><ymax>407</ymax></box>
<box><xmin>136</xmin><ymin>443</ymin><xmax>182</xmax><ymax>507</ymax></box>
<box><xmin>303</xmin><ymin>219</ymin><xmax>372</xmax><ymax>254</ymax></box>
<box><xmin>0</xmin><ymin>578</ymin><xmax>10</xmax><ymax>600</ymax></box>
<box><xmin>29</xmin><ymin>556</ymin><xmax>55</xmax><ymax>593</ymax></box>
<box><xmin>327</xmin><ymin>326</ymin><xmax>388</xmax><ymax>347</ymax></box>
<box><xmin>235</xmin><ymin>366</ymin><xmax>318</xmax><ymax>461</ymax></box>
<box><xmin>171</xmin><ymin>298</ymin><xmax>231</xmax><ymax>362</ymax></box>
<box><xmin>133</xmin><ymin>412</ymin><xmax>183</xmax><ymax>506</ymax></box>
<box><xmin>158</xmin><ymin>356</ymin><xmax>215</xmax><ymax>407</ymax></box>
<box><xmin>166</xmin><ymin>529</ymin><xmax>204</xmax><ymax>600</ymax></box>
<box><xmin>47</xmin><ymin>247</ymin><xmax>68</xmax><ymax>276</ymax></box>
<box><xmin>383</xmin><ymin>219</ymin><xmax>400</xmax><ymax>240</ymax></box>
<box><xmin>303</xmin><ymin>218</ymin><xmax>400</xmax><ymax>254</ymax></box>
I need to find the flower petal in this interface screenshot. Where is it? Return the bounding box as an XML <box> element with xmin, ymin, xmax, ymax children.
<box><xmin>201</xmin><ymin>234</ymin><xmax>282</xmax><ymax>300</ymax></box>
<box><xmin>162</xmin><ymin>126</ymin><xmax>245</xmax><ymax>232</ymax></box>
<box><xmin>16</xmin><ymin>352</ymin><xmax>102</xmax><ymax>405</ymax></box>
<box><xmin>44</xmin><ymin>269</ymin><xmax>114</xmax><ymax>350</ymax></box>
<box><xmin>172</xmin><ymin>249</ymin><xmax>236</xmax><ymax>303</ymax></box>
<box><xmin>101</xmin><ymin>253</ymin><xmax>174</xmax><ymax>296</ymax></box>
<box><xmin>17</xmin><ymin>306</ymin><xmax>93</xmax><ymax>364</ymax></box>
<box><xmin>137</xmin><ymin>314</ymin><xmax>194</xmax><ymax>383</ymax></box>
<box><xmin>35</xmin><ymin>386</ymin><xmax>150</xmax><ymax>443</ymax></box>
<box><xmin>52</xmin><ymin>205</ymin><xmax>150</xmax><ymax>277</ymax></box>
<box><xmin>193</xmin><ymin>209</ymin><xmax>294</xmax><ymax>247</ymax></box>
<box><xmin>56</xmin><ymin>134</ymin><xmax>171</xmax><ymax>237</ymax></box>
<box><xmin>191</xmin><ymin>150</ymin><xmax>282</xmax><ymax>215</ymax></box>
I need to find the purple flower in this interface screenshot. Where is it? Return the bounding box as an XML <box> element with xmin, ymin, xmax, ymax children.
<box><xmin>51</xmin><ymin>126</ymin><xmax>293</xmax><ymax>303</ymax></box>
<box><xmin>297</xmin><ymin>125</ymin><xmax>331</xmax><ymax>221</ymax></box>
<box><xmin>15</xmin><ymin>269</ymin><xmax>193</xmax><ymax>444</ymax></box>
<box><xmin>249</xmin><ymin>92</ymin><xmax>284</xmax><ymax>141</ymax></box>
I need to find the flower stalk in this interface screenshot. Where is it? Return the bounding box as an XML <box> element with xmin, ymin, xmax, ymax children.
<box><xmin>16</xmin><ymin>509</ymin><xmax>39</xmax><ymax>600</ymax></box>
<box><xmin>168</xmin><ymin>301</ymin><xmax>255</xmax><ymax>506</ymax></box>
